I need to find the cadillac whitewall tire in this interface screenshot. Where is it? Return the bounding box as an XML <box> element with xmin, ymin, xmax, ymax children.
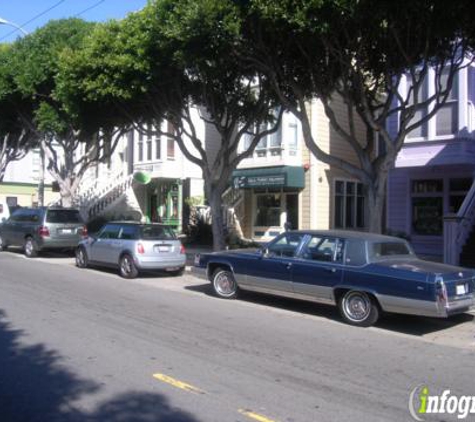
<box><xmin>338</xmin><ymin>290</ymin><xmax>379</xmax><ymax>327</ymax></box>
<box><xmin>212</xmin><ymin>268</ymin><xmax>238</xmax><ymax>299</ymax></box>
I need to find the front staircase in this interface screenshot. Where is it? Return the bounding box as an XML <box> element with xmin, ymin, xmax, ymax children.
<box><xmin>444</xmin><ymin>179</ymin><xmax>475</xmax><ymax>267</ymax></box>
<box><xmin>75</xmin><ymin>170</ymin><xmax>143</xmax><ymax>222</ymax></box>
<box><xmin>221</xmin><ymin>185</ymin><xmax>245</xmax><ymax>240</ymax></box>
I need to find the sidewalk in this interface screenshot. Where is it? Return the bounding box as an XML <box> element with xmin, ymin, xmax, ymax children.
<box><xmin>184</xmin><ymin>244</ymin><xmax>213</xmax><ymax>266</ymax></box>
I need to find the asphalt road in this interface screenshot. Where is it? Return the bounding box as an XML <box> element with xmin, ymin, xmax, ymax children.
<box><xmin>0</xmin><ymin>250</ymin><xmax>474</xmax><ymax>422</ymax></box>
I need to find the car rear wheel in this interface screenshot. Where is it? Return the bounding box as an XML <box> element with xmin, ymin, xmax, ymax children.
<box><xmin>24</xmin><ymin>237</ymin><xmax>38</xmax><ymax>258</ymax></box>
<box><xmin>75</xmin><ymin>247</ymin><xmax>88</xmax><ymax>268</ymax></box>
<box><xmin>0</xmin><ymin>234</ymin><xmax>7</xmax><ymax>251</ymax></box>
<box><xmin>338</xmin><ymin>290</ymin><xmax>379</xmax><ymax>327</ymax></box>
<box><xmin>212</xmin><ymin>268</ymin><xmax>238</xmax><ymax>299</ymax></box>
<box><xmin>119</xmin><ymin>254</ymin><xmax>138</xmax><ymax>279</ymax></box>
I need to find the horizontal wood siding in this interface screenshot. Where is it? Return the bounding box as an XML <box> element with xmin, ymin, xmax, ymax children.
<box><xmin>387</xmin><ymin>169</ymin><xmax>409</xmax><ymax>235</ymax></box>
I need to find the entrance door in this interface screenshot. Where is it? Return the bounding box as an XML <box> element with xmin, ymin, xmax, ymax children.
<box><xmin>286</xmin><ymin>194</ymin><xmax>299</xmax><ymax>231</ymax></box>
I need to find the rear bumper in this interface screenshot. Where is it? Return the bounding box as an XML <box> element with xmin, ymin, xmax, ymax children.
<box><xmin>135</xmin><ymin>255</ymin><xmax>186</xmax><ymax>270</ymax></box>
<box><xmin>440</xmin><ymin>296</ymin><xmax>475</xmax><ymax>317</ymax></box>
<box><xmin>37</xmin><ymin>237</ymin><xmax>81</xmax><ymax>250</ymax></box>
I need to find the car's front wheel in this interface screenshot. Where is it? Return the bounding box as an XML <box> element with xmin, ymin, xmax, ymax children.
<box><xmin>24</xmin><ymin>237</ymin><xmax>38</xmax><ymax>258</ymax></box>
<box><xmin>119</xmin><ymin>254</ymin><xmax>138</xmax><ymax>279</ymax></box>
<box><xmin>338</xmin><ymin>290</ymin><xmax>380</xmax><ymax>327</ymax></box>
<box><xmin>75</xmin><ymin>246</ymin><xmax>88</xmax><ymax>268</ymax></box>
<box><xmin>212</xmin><ymin>268</ymin><xmax>238</xmax><ymax>299</ymax></box>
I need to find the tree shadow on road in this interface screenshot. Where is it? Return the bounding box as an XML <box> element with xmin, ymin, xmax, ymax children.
<box><xmin>185</xmin><ymin>283</ymin><xmax>474</xmax><ymax>336</ymax></box>
<box><xmin>0</xmin><ymin>310</ymin><xmax>201</xmax><ymax>422</ymax></box>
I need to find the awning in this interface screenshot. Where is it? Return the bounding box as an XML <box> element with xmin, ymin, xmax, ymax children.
<box><xmin>232</xmin><ymin>166</ymin><xmax>305</xmax><ymax>189</ymax></box>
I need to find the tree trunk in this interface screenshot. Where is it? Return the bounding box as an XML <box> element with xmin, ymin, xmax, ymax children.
<box><xmin>366</xmin><ymin>179</ymin><xmax>387</xmax><ymax>234</ymax></box>
<box><xmin>208</xmin><ymin>188</ymin><xmax>226</xmax><ymax>251</ymax></box>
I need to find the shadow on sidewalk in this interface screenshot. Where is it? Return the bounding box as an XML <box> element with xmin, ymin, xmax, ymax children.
<box><xmin>0</xmin><ymin>309</ymin><xmax>201</xmax><ymax>422</ymax></box>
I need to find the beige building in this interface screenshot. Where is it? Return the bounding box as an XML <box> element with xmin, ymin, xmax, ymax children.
<box><xmin>232</xmin><ymin>97</ymin><xmax>366</xmax><ymax>241</ymax></box>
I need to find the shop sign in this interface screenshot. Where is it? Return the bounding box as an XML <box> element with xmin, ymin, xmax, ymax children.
<box><xmin>233</xmin><ymin>174</ymin><xmax>286</xmax><ymax>188</ymax></box>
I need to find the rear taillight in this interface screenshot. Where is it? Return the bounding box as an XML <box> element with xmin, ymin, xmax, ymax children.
<box><xmin>137</xmin><ymin>243</ymin><xmax>145</xmax><ymax>254</ymax></box>
<box><xmin>180</xmin><ymin>244</ymin><xmax>186</xmax><ymax>255</ymax></box>
<box><xmin>436</xmin><ymin>278</ymin><xmax>448</xmax><ymax>305</ymax></box>
<box><xmin>38</xmin><ymin>226</ymin><xmax>50</xmax><ymax>238</ymax></box>
<box><xmin>81</xmin><ymin>225</ymin><xmax>88</xmax><ymax>238</ymax></box>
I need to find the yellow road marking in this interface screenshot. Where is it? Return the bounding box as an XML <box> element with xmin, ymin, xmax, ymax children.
<box><xmin>152</xmin><ymin>373</ymin><xmax>206</xmax><ymax>394</ymax></box>
<box><xmin>239</xmin><ymin>409</ymin><xmax>278</xmax><ymax>422</ymax></box>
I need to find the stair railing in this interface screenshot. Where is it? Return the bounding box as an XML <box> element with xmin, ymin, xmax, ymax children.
<box><xmin>444</xmin><ymin>178</ymin><xmax>475</xmax><ymax>265</ymax></box>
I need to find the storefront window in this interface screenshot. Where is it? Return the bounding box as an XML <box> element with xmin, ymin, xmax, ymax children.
<box><xmin>334</xmin><ymin>180</ymin><xmax>365</xmax><ymax>229</ymax></box>
<box><xmin>255</xmin><ymin>194</ymin><xmax>281</xmax><ymax>226</ymax></box>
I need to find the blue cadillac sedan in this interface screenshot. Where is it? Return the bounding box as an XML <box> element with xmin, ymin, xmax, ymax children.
<box><xmin>193</xmin><ymin>230</ymin><xmax>475</xmax><ymax>327</ymax></box>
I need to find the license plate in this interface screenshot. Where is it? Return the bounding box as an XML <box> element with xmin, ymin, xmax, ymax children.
<box><xmin>61</xmin><ymin>229</ymin><xmax>73</xmax><ymax>234</ymax></box>
<box><xmin>155</xmin><ymin>245</ymin><xmax>170</xmax><ymax>253</ymax></box>
<box><xmin>456</xmin><ymin>284</ymin><xmax>466</xmax><ymax>295</ymax></box>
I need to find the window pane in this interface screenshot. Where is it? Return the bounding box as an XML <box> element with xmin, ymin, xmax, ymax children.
<box><xmin>167</xmin><ymin>138</ymin><xmax>175</xmax><ymax>159</ymax></box>
<box><xmin>412</xmin><ymin>180</ymin><xmax>443</xmax><ymax>193</ymax></box>
<box><xmin>268</xmin><ymin>233</ymin><xmax>304</xmax><ymax>257</ymax></box>
<box><xmin>303</xmin><ymin>236</ymin><xmax>337</xmax><ymax>262</ymax></box>
<box><xmin>440</xmin><ymin>69</ymin><xmax>458</xmax><ymax>101</ymax></box>
<box><xmin>334</xmin><ymin>196</ymin><xmax>344</xmax><ymax>228</ymax></box>
<box><xmin>147</xmin><ymin>140</ymin><xmax>152</xmax><ymax>161</ymax></box>
<box><xmin>255</xmin><ymin>194</ymin><xmax>281</xmax><ymax>226</ymax></box>
<box><xmin>138</xmin><ymin>143</ymin><xmax>143</xmax><ymax>162</ymax></box>
<box><xmin>412</xmin><ymin>197</ymin><xmax>443</xmax><ymax>235</ymax></box>
<box><xmin>346</xmin><ymin>195</ymin><xmax>354</xmax><ymax>228</ymax></box>
<box><xmin>356</xmin><ymin>196</ymin><xmax>365</xmax><ymax>228</ymax></box>
<box><xmin>155</xmin><ymin>138</ymin><xmax>161</xmax><ymax>160</ymax></box>
<box><xmin>407</xmin><ymin>106</ymin><xmax>428</xmax><ymax>138</ymax></box>
<box><xmin>436</xmin><ymin>102</ymin><xmax>458</xmax><ymax>136</ymax></box>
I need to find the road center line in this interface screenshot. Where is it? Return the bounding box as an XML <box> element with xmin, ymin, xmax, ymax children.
<box><xmin>238</xmin><ymin>409</ymin><xmax>278</xmax><ymax>422</ymax></box>
<box><xmin>152</xmin><ymin>373</ymin><xmax>206</xmax><ymax>395</ymax></box>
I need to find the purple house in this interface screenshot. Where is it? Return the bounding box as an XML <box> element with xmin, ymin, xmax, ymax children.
<box><xmin>387</xmin><ymin>61</ymin><xmax>475</xmax><ymax>265</ymax></box>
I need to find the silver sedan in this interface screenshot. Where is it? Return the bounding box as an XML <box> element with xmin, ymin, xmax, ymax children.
<box><xmin>76</xmin><ymin>222</ymin><xmax>186</xmax><ymax>278</ymax></box>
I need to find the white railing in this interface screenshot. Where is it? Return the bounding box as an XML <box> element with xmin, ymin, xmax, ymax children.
<box><xmin>444</xmin><ymin>178</ymin><xmax>475</xmax><ymax>265</ymax></box>
<box><xmin>81</xmin><ymin>173</ymin><xmax>136</xmax><ymax>220</ymax></box>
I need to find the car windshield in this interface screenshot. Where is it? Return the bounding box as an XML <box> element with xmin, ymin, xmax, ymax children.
<box><xmin>46</xmin><ymin>210</ymin><xmax>81</xmax><ymax>223</ymax></box>
<box><xmin>140</xmin><ymin>225</ymin><xmax>176</xmax><ymax>240</ymax></box>
<box><xmin>370</xmin><ymin>241</ymin><xmax>413</xmax><ymax>259</ymax></box>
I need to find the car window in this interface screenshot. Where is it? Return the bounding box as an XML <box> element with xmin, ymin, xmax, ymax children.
<box><xmin>344</xmin><ymin>240</ymin><xmax>367</xmax><ymax>266</ymax></box>
<box><xmin>27</xmin><ymin>211</ymin><xmax>40</xmax><ymax>223</ymax></box>
<box><xmin>46</xmin><ymin>209</ymin><xmax>81</xmax><ymax>223</ymax></box>
<box><xmin>370</xmin><ymin>241</ymin><xmax>413</xmax><ymax>259</ymax></box>
<box><xmin>98</xmin><ymin>225</ymin><xmax>120</xmax><ymax>240</ymax></box>
<box><xmin>9</xmin><ymin>209</ymin><xmax>23</xmax><ymax>222</ymax></box>
<box><xmin>119</xmin><ymin>226</ymin><xmax>138</xmax><ymax>240</ymax></box>
<box><xmin>140</xmin><ymin>225</ymin><xmax>176</xmax><ymax>240</ymax></box>
<box><xmin>267</xmin><ymin>233</ymin><xmax>305</xmax><ymax>258</ymax></box>
<box><xmin>302</xmin><ymin>236</ymin><xmax>338</xmax><ymax>262</ymax></box>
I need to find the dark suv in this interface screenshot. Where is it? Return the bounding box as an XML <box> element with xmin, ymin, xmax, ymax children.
<box><xmin>0</xmin><ymin>207</ymin><xmax>86</xmax><ymax>257</ymax></box>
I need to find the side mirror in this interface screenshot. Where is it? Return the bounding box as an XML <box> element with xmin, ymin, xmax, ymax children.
<box><xmin>177</xmin><ymin>234</ymin><xmax>187</xmax><ymax>241</ymax></box>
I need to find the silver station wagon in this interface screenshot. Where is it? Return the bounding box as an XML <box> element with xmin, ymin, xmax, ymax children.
<box><xmin>76</xmin><ymin>222</ymin><xmax>186</xmax><ymax>278</ymax></box>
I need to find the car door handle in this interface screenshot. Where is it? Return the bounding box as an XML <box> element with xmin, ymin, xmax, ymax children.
<box><xmin>282</xmin><ymin>262</ymin><xmax>292</xmax><ymax>270</ymax></box>
<box><xmin>325</xmin><ymin>268</ymin><xmax>337</xmax><ymax>273</ymax></box>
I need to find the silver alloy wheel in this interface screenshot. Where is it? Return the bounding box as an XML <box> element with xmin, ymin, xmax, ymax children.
<box><xmin>213</xmin><ymin>270</ymin><xmax>237</xmax><ymax>297</ymax></box>
<box><xmin>342</xmin><ymin>291</ymin><xmax>371</xmax><ymax>322</ymax></box>
<box><xmin>25</xmin><ymin>238</ymin><xmax>36</xmax><ymax>257</ymax></box>
<box><xmin>121</xmin><ymin>256</ymin><xmax>132</xmax><ymax>275</ymax></box>
<box><xmin>76</xmin><ymin>248</ymin><xmax>86</xmax><ymax>267</ymax></box>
